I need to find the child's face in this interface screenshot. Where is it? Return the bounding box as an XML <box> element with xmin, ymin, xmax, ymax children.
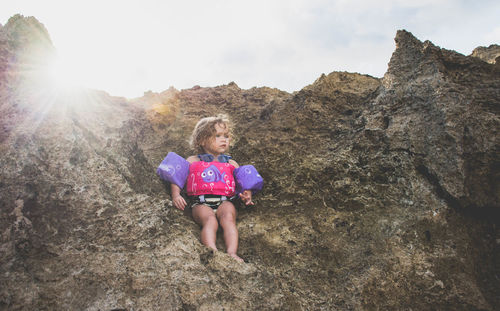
<box><xmin>203</xmin><ymin>123</ymin><xmax>230</xmax><ymax>156</ymax></box>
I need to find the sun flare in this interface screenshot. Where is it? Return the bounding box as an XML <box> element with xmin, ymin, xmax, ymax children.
<box><xmin>45</xmin><ymin>54</ymin><xmax>84</xmax><ymax>92</ymax></box>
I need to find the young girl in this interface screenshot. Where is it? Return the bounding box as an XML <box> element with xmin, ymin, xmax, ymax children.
<box><xmin>158</xmin><ymin>115</ymin><xmax>263</xmax><ymax>262</ymax></box>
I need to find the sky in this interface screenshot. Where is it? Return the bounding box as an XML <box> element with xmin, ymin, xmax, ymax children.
<box><xmin>1</xmin><ymin>0</ymin><xmax>499</xmax><ymax>98</ymax></box>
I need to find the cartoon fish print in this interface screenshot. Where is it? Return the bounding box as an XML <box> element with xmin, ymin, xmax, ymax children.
<box><xmin>201</xmin><ymin>165</ymin><xmax>226</xmax><ymax>183</ymax></box>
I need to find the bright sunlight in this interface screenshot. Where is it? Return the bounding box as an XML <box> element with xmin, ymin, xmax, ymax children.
<box><xmin>45</xmin><ymin>56</ymin><xmax>78</xmax><ymax>91</ymax></box>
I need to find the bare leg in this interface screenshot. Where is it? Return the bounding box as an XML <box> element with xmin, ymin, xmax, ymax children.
<box><xmin>192</xmin><ymin>204</ymin><xmax>218</xmax><ymax>251</ymax></box>
<box><xmin>217</xmin><ymin>201</ymin><xmax>243</xmax><ymax>262</ymax></box>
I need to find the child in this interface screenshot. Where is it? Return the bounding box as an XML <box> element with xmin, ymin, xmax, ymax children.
<box><xmin>157</xmin><ymin>115</ymin><xmax>263</xmax><ymax>262</ymax></box>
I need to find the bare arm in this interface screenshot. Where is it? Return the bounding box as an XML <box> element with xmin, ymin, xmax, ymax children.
<box><xmin>230</xmin><ymin>159</ymin><xmax>254</xmax><ymax>206</ymax></box>
<box><xmin>170</xmin><ymin>155</ymin><xmax>199</xmax><ymax>210</ymax></box>
<box><xmin>171</xmin><ymin>183</ymin><xmax>187</xmax><ymax>210</ymax></box>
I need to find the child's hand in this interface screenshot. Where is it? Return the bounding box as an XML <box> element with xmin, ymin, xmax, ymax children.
<box><xmin>239</xmin><ymin>190</ymin><xmax>254</xmax><ymax>206</ymax></box>
<box><xmin>172</xmin><ymin>195</ymin><xmax>187</xmax><ymax>210</ymax></box>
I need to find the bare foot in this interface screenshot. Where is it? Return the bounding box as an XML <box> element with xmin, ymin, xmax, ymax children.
<box><xmin>228</xmin><ymin>253</ymin><xmax>244</xmax><ymax>263</ymax></box>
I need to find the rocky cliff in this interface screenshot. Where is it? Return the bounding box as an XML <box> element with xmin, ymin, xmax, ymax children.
<box><xmin>0</xmin><ymin>15</ymin><xmax>499</xmax><ymax>310</ymax></box>
<box><xmin>471</xmin><ymin>44</ymin><xmax>500</xmax><ymax>65</ymax></box>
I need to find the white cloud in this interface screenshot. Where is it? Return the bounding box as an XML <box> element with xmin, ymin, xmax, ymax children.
<box><xmin>1</xmin><ymin>0</ymin><xmax>499</xmax><ymax>97</ymax></box>
<box><xmin>483</xmin><ymin>27</ymin><xmax>500</xmax><ymax>45</ymax></box>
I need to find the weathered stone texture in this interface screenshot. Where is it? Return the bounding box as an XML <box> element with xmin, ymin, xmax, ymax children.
<box><xmin>471</xmin><ymin>44</ymin><xmax>500</xmax><ymax>64</ymax></box>
<box><xmin>0</xmin><ymin>16</ymin><xmax>499</xmax><ymax>310</ymax></box>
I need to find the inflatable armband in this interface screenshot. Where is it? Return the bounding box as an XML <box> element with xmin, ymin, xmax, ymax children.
<box><xmin>157</xmin><ymin>152</ymin><xmax>189</xmax><ymax>188</ymax></box>
<box><xmin>234</xmin><ymin>165</ymin><xmax>263</xmax><ymax>194</ymax></box>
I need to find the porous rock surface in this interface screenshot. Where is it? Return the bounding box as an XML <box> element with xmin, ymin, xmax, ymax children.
<box><xmin>471</xmin><ymin>44</ymin><xmax>500</xmax><ymax>65</ymax></box>
<box><xmin>0</xmin><ymin>15</ymin><xmax>499</xmax><ymax>310</ymax></box>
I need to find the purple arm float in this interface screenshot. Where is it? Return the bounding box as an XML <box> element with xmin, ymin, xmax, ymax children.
<box><xmin>156</xmin><ymin>152</ymin><xmax>190</xmax><ymax>189</ymax></box>
<box><xmin>234</xmin><ymin>165</ymin><xmax>264</xmax><ymax>194</ymax></box>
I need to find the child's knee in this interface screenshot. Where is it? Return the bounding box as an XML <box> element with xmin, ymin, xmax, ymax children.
<box><xmin>218</xmin><ymin>212</ymin><xmax>236</xmax><ymax>227</ymax></box>
<box><xmin>205</xmin><ymin>215</ymin><xmax>219</xmax><ymax>228</ymax></box>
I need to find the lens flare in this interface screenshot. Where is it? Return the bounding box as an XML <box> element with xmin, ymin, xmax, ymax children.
<box><xmin>45</xmin><ymin>54</ymin><xmax>83</xmax><ymax>92</ymax></box>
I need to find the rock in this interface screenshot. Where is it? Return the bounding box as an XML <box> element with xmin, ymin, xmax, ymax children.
<box><xmin>471</xmin><ymin>44</ymin><xmax>500</xmax><ymax>64</ymax></box>
<box><xmin>380</xmin><ymin>30</ymin><xmax>499</xmax><ymax>210</ymax></box>
<box><xmin>0</xmin><ymin>16</ymin><xmax>499</xmax><ymax>310</ymax></box>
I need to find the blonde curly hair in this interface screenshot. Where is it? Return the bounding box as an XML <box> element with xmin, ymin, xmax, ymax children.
<box><xmin>189</xmin><ymin>114</ymin><xmax>232</xmax><ymax>154</ymax></box>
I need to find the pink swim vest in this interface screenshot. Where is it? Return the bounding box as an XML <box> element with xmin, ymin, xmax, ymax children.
<box><xmin>187</xmin><ymin>161</ymin><xmax>236</xmax><ymax>196</ymax></box>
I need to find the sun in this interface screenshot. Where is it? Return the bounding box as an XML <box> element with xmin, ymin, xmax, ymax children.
<box><xmin>44</xmin><ymin>53</ymin><xmax>84</xmax><ymax>92</ymax></box>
